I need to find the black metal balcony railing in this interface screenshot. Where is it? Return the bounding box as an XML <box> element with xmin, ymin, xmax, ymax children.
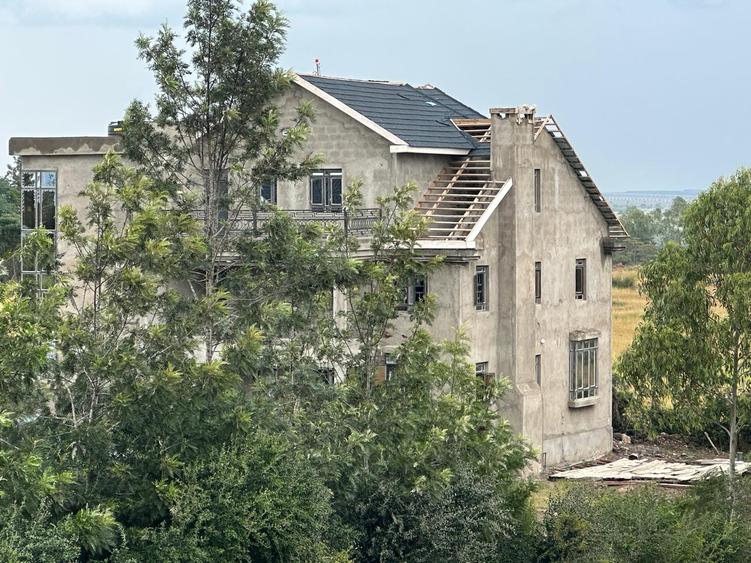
<box><xmin>188</xmin><ymin>208</ymin><xmax>382</xmax><ymax>237</ymax></box>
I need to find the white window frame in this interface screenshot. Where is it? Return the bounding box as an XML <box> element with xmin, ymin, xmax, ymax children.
<box><xmin>569</xmin><ymin>338</ymin><xmax>598</xmax><ymax>406</ymax></box>
<box><xmin>20</xmin><ymin>170</ymin><xmax>57</xmax><ymax>289</ymax></box>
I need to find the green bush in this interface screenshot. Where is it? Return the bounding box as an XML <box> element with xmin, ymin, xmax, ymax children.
<box><xmin>537</xmin><ymin>480</ymin><xmax>751</xmax><ymax>563</ymax></box>
<box><xmin>612</xmin><ymin>272</ymin><xmax>637</xmax><ymax>289</ymax></box>
<box><xmin>351</xmin><ymin>464</ymin><xmax>536</xmax><ymax>563</ymax></box>
<box><xmin>123</xmin><ymin>433</ymin><xmax>346</xmax><ymax>562</ymax></box>
<box><xmin>0</xmin><ymin>505</ymin><xmax>79</xmax><ymax>563</ymax></box>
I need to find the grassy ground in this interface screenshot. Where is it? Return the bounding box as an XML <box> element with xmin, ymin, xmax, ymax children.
<box><xmin>612</xmin><ymin>267</ymin><xmax>647</xmax><ymax>361</ymax></box>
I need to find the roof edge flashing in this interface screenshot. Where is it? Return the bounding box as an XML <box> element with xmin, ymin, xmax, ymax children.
<box><xmin>390</xmin><ymin>145</ymin><xmax>469</xmax><ymax>156</ymax></box>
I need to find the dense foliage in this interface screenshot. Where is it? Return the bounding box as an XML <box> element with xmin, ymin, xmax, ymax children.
<box><xmin>617</xmin><ymin>197</ymin><xmax>688</xmax><ymax>265</ymax></box>
<box><xmin>618</xmin><ymin>168</ymin><xmax>751</xmax><ymax>508</ymax></box>
<box><xmin>538</xmin><ymin>479</ymin><xmax>751</xmax><ymax>563</ymax></box>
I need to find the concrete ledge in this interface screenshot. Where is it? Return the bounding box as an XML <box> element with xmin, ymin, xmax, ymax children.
<box><xmin>9</xmin><ymin>137</ymin><xmax>122</xmax><ymax>156</ymax></box>
<box><xmin>568</xmin><ymin>396</ymin><xmax>598</xmax><ymax>409</ymax></box>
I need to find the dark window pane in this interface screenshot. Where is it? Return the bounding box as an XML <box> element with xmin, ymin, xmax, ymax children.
<box><xmin>575</xmin><ymin>259</ymin><xmax>586</xmax><ymax>300</ymax></box>
<box><xmin>330</xmin><ymin>176</ymin><xmax>343</xmax><ymax>206</ymax></box>
<box><xmin>534</xmin><ymin>169</ymin><xmax>541</xmax><ymax>212</ymax></box>
<box><xmin>414</xmin><ymin>277</ymin><xmax>427</xmax><ymax>302</ymax></box>
<box><xmin>475</xmin><ymin>266</ymin><xmax>488</xmax><ymax>310</ymax></box>
<box><xmin>311</xmin><ymin>176</ymin><xmax>324</xmax><ymax>207</ymax></box>
<box><xmin>22</xmin><ymin>172</ymin><xmax>36</xmax><ymax>188</ymax></box>
<box><xmin>23</xmin><ymin>190</ymin><xmax>36</xmax><ymax>229</ymax></box>
<box><xmin>41</xmin><ymin>190</ymin><xmax>55</xmax><ymax>230</ymax></box>
<box><xmin>261</xmin><ymin>179</ymin><xmax>276</xmax><ymax>204</ymax></box>
<box><xmin>534</xmin><ymin>262</ymin><xmax>541</xmax><ymax>304</ymax></box>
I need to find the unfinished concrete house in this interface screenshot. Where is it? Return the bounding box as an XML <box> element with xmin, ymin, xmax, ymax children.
<box><xmin>9</xmin><ymin>74</ymin><xmax>626</xmax><ymax>467</ymax></box>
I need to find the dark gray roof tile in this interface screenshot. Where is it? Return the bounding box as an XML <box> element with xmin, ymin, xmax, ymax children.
<box><xmin>301</xmin><ymin>75</ymin><xmax>483</xmax><ymax>150</ymax></box>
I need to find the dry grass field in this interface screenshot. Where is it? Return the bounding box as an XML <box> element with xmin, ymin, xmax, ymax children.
<box><xmin>612</xmin><ymin>267</ymin><xmax>647</xmax><ymax>361</ymax></box>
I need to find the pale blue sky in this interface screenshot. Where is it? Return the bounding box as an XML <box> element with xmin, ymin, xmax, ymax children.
<box><xmin>0</xmin><ymin>0</ymin><xmax>748</xmax><ymax>192</ymax></box>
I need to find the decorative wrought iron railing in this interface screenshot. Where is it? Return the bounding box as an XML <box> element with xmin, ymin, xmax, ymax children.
<box><xmin>187</xmin><ymin>207</ymin><xmax>382</xmax><ymax>237</ymax></box>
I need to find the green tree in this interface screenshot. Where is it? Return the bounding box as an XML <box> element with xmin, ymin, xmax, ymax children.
<box><xmin>618</xmin><ymin>168</ymin><xmax>751</xmax><ymax>510</ymax></box>
<box><xmin>0</xmin><ymin>176</ymin><xmax>21</xmax><ymax>259</ymax></box>
<box><xmin>122</xmin><ymin>0</ymin><xmax>321</xmax><ymax>361</ymax></box>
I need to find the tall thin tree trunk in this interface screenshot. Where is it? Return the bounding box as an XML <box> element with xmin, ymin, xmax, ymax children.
<box><xmin>728</xmin><ymin>377</ymin><xmax>738</xmax><ymax>517</ymax></box>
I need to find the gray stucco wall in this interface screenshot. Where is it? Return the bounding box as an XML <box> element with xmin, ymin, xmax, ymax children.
<box><xmin>275</xmin><ymin>85</ymin><xmax>450</xmax><ymax>209</ymax></box>
<box><xmin>488</xmin><ymin>110</ymin><xmax>613</xmax><ymax>468</ymax></box>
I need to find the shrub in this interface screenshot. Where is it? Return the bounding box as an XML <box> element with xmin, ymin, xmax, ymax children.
<box><xmin>612</xmin><ymin>271</ymin><xmax>637</xmax><ymax>289</ymax></box>
<box><xmin>0</xmin><ymin>505</ymin><xmax>79</xmax><ymax>563</ymax></box>
<box><xmin>537</xmin><ymin>480</ymin><xmax>751</xmax><ymax>563</ymax></box>
<box><xmin>124</xmin><ymin>433</ymin><xmax>346</xmax><ymax>562</ymax></box>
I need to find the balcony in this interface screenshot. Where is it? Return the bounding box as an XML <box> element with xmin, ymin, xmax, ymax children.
<box><xmin>188</xmin><ymin>208</ymin><xmax>382</xmax><ymax>238</ymax></box>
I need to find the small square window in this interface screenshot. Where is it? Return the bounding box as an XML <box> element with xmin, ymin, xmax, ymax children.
<box><xmin>474</xmin><ymin>265</ymin><xmax>489</xmax><ymax>311</ymax></box>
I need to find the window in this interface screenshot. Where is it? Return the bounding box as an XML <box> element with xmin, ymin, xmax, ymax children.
<box><xmin>575</xmin><ymin>259</ymin><xmax>587</xmax><ymax>300</ymax></box>
<box><xmin>534</xmin><ymin>262</ymin><xmax>541</xmax><ymax>304</ymax></box>
<box><xmin>570</xmin><ymin>338</ymin><xmax>598</xmax><ymax>402</ymax></box>
<box><xmin>385</xmin><ymin>354</ymin><xmax>397</xmax><ymax>381</ymax></box>
<box><xmin>203</xmin><ymin>168</ymin><xmax>229</xmax><ymax>221</ymax></box>
<box><xmin>474</xmin><ymin>265</ymin><xmax>489</xmax><ymax>311</ymax></box>
<box><xmin>21</xmin><ymin>170</ymin><xmax>57</xmax><ymax>288</ymax></box>
<box><xmin>260</xmin><ymin>179</ymin><xmax>277</xmax><ymax>204</ymax></box>
<box><xmin>318</xmin><ymin>367</ymin><xmax>335</xmax><ymax>385</ymax></box>
<box><xmin>400</xmin><ymin>276</ymin><xmax>428</xmax><ymax>309</ymax></box>
<box><xmin>476</xmin><ymin>362</ymin><xmax>492</xmax><ymax>400</ymax></box>
<box><xmin>310</xmin><ymin>169</ymin><xmax>343</xmax><ymax>211</ymax></box>
<box><xmin>535</xmin><ymin>354</ymin><xmax>541</xmax><ymax>385</ymax></box>
<box><xmin>534</xmin><ymin>168</ymin><xmax>541</xmax><ymax>213</ymax></box>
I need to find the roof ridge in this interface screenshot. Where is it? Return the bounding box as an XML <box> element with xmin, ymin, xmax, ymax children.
<box><xmin>297</xmin><ymin>73</ymin><xmax>406</xmax><ymax>86</ymax></box>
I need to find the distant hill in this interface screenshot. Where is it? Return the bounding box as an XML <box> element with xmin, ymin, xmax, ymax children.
<box><xmin>605</xmin><ymin>189</ymin><xmax>701</xmax><ymax>212</ymax></box>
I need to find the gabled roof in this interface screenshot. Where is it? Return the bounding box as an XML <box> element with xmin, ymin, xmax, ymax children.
<box><xmin>296</xmin><ymin>74</ymin><xmax>483</xmax><ymax>151</ymax></box>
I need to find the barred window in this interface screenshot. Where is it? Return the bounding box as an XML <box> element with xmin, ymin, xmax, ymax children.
<box><xmin>570</xmin><ymin>338</ymin><xmax>598</xmax><ymax>402</ymax></box>
<box><xmin>474</xmin><ymin>265</ymin><xmax>489</xmax><ymax>311</ymax></box>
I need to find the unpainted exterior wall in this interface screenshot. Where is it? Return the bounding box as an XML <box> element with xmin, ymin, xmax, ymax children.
<box><xmin>488</xmin><ymin>110</ymin><xmax>612</xmax><ymax>468</ymax></box>
<box><xmin>274</xmin><ymin>85</ymin><xmax>450</xmax><ymax>209</ymax></box>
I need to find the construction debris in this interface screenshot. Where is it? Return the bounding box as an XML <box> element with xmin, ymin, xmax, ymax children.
<box><xmin>550</xmin><ymin>457</ymin><xmax>749</xmax><ymax>484</ymax></box>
